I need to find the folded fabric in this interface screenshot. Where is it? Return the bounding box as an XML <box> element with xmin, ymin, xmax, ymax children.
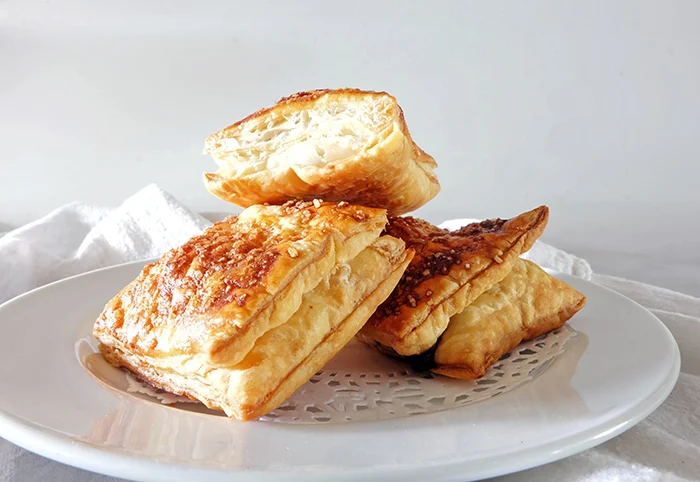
<box><xmin>0</xmin><ymin>184</ymin><xmax>211</xmax><ymax>304</ymax></box>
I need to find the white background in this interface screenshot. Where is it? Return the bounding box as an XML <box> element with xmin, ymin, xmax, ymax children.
<box><xmin>1</xmin><ymin>1</ymin><xmax>698</xmax><ymax>294</ymax></box>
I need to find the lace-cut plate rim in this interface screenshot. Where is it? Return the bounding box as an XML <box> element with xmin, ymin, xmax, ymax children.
<box><xmin>267</xmin><ymin>327</ymin><xmax>574</xmax><ymax>423</ymax></box>
<box><xmin>124</xmin><ymin>327</ymin><xmax>576</xmax><ymax>423</ymax></box>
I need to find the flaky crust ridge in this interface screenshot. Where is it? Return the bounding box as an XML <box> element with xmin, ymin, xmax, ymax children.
<box><xmin>432</xmin><ymin>259</ymin><xmax>586</xmax><ymax>379</ymax></box>
<box><xmin>359</xmin><ymin>206</ymin><xmax>549</xmax><ymax>355</ymax></box>
<box><xmin>203</xmin><ymin>89</ymin><xmax>439</xmax><ymax>216</ymax></box>
<box><xmin>93</xmin><ymin>200</ymin><xmax>388</xmax><ymax>367</ymax></box>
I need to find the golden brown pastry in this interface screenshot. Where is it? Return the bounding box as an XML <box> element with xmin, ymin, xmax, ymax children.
<box><xmin>203</xmin><ymin>89</ymin><xmax>440</xmax><ymax>216</ymax></box>
<box><xmin>226</xmin><ymin>237</ymin><xmax>412</xmax><ymax>419</ymax></box>
<box><xmin>358</xmin><ymin>206</ymin><xmax>549</xmax><ymax>356</ymax></box>
<box><xmin>432</xmin><ymin>259</ymin><xmax>586</xmax><ymax>379</ymax></box>
<box><xmin>93</xmin><ymin>200</ymin><xmax>413</xmax><ymax>420</ymax></box>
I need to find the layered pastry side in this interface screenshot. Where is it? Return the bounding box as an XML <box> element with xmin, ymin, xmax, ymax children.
<box><xmin>93</xmin><ymin>200</ymin><xmax>412</xmax><ymax>420</ymax></box>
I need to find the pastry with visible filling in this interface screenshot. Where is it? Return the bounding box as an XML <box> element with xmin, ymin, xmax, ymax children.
<box><xmin>358</xmin><ymin>206</ymin><xmax>549</xmax><ymax>356</ymax></box>
<box><xmin>203</xmin><ymin>89</ymin><xmax>440</xmax><ymax>216</ymax></box>
<box><xmin>432</xmin><ymin>259</ymin><xmax>586</xmax><ymax>379</ymax></box>
<box><xmin>93</xmin><ymin>200</ymin><xmax>413</xmax><ymax>420</ymax></box>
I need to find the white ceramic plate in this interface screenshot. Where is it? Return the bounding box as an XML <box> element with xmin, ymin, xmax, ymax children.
<box><xmin>0</xmin><ymin>262</ymin><xmax>680</xmax><ymax>482</ymax></box>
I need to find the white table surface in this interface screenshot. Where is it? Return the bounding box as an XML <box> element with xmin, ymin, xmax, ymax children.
<box><xmin>0</xmin><ymin>1</ymin><xmax>699</xmax><ymax>480</ymax></box>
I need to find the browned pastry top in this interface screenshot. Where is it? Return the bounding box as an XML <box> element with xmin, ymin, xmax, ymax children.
<box><xmin>367</xmin><ymin>206</ymin><xmax>549</xmax><ymax>336</ymax></box>
<box><xmin>94</xmin><ymin>199</ymin><xmax>387</xmax><ymax>359</ymax></box>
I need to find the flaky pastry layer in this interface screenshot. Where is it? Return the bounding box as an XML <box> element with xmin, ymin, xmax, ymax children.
<box><xmin>99</xmin><ymin>236</ymin><xmax>412</xmax><ymax>420</ymax></box>
<box><xmin>203</xmin><ymin>89</ymin><xmax>440</xmax><ymax>216</ymax></box>
<box><xmin>432</xmin><ymin>259</ymin><xmax>586</xmax><ymax>379</ymax></box>
<box><xmin>358</xmin><ymin>206</ymin><xmax>549</xmax><ymax>355</ymax></box>
<box><xmin>94</xmin><ymin>200</ymin><xmax>388</xmax><ymax>369</ymax></box>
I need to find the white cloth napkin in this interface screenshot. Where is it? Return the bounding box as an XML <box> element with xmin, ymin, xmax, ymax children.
<box><xmin>0</xmin><ymin>184</ymin><xmax>211</xmax><ymax>305</ymax></box>
<box><xmin>0</xmin><ymin>185</ymin><xmax>698</xmax><ymax>482</ymax></box>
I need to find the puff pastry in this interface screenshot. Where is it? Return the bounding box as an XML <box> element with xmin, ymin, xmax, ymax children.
<box><xmin>93</xmin><ymin>200</ymin><xmax>412</xmax><ymax>420</ymax></box>
<box><xmin>203</xmin><ymin>89</ymin><xmax>440</xmax><ymax>216</ymax></box>
<box><xmin>357</xmin><ymin>206</ymin><xmax>549</xmax><ymax>356</ymax></box>
<box><xmin>432</xmin><ymin>259</ymin><xmax>586</xmax><ymax>379</ymax></box>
